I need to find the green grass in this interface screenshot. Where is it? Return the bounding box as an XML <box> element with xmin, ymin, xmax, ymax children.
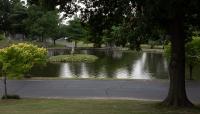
<box><xmin>0</xmin><ymin>99</ymin><xmax>199</xmax><ymax>114</ymax></box>
<box><xmin>49</xmin><ymin>54</ymin><xmax>98</xmax><ymax>63</ymax></box>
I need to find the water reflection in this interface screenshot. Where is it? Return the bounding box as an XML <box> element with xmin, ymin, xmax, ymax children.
<box><xmin>30</xmin><ymin>49</ymin><xmax>169</xmax><ymax>79</ymax></box>
<box><xmin>132</xmin><ymin>52</ymin><xmax>151</xmax><ymax>79</ymax></box>
<box><xmin>80</xmin><ymin>63</ymin><xmax>89</xmax><ymax>78</ymax></box>
<box><xmin>60</xmin><ymin>63</ymin><xmax>72</xmax><ymax>78</ymax></box>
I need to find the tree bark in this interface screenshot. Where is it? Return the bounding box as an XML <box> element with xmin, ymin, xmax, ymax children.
<box><xmin>75</xmin><ymin>41</ymin><xmax>77</xmax><ymax>48</ymax></box>
<box><xmin>53</xmin><ymin>39</ymin><xmax>56</xmax><ymax>46</ymax></box>
<box><xmin>71</xmin><ymin>41</ymin><xmax>75</xmax><ymax>55</ymax></box>
<box><xmin>162</xmin><ymin>17</ymin><xmax>193</xmax><ymax>107</ymax></box>
<box><xmin>2</xmin><ymin>71</ymin><xmax>8</xmax><ymax>99</ymax></box>
<box><xmin>93</xmin><ymin>43</ymin><xmax>101</xmax><ymax>48</ymax></box>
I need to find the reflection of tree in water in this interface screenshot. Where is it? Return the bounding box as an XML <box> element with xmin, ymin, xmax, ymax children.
<box><xmin>144</xmin><ymin>53</ymin><xmax>168</xmax><ymax>79</ymax></box>
<box><xmin>68</xmin><ymin>63</ymin><xmax>82</xmax><ymax>78</ymax></box>
<box><xmin>80</xmin><ymin>63</ymin><xmax>89</xmax><ymax>78</ymax></box>
<box><xmin>144</xmin><ymin>53</ymin><xmax>157</xmax><ymax>73</ymax></box>
<box><xmin>131</xmin><ymin>52</ymin><xmax>150</xmax><ymax>79</ymax></box>
<box><xmin>85</xmin><ymin>50</ymin><xmax>138</xmax><ymax>78</ymax></box>
<box><xmin>127</xmin><ymin>64</ymin><xmax>133</xmax><ymax>77</ymax></box>
<box><xmin>29</xmin><ymin>63</ymin><xmax>61</xmax><ymax>77</ymax></box>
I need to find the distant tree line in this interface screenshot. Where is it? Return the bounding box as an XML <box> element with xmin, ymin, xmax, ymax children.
<box><xmin>0</xmin><ymin>0</ymin><xmax>87</xmax><ymax>46</ymax></box>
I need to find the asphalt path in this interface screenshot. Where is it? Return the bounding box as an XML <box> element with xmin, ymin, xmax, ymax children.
<box><xmin>0</xmin><ymin>79</ymin><xmax>200</xmax><ymax>103</ymax></box>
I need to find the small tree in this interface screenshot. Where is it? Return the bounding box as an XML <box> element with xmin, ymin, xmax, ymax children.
<box><xmin>102</xmin><ymin>26</ymin><xmax>124</xmax><ymax>48</ymax></box>
<box><xmin>66</xmin><ymin>18</ymin><xmax>89</xmax><ymax>54</ymax></box>
<box><xmin>51</xmin><ymin>24</ymin><xmax>68</xmax><ymax>46</ymax></box>
<box><xmin>0</xmin><ymin>43</ymin><xmax>47</xmax><ymax>99</ymax></box>
<box><xmin>66</xmin><ymin>18</ymin><xmax>88</xmax><ymax>47</ymax></box>
<box><xmin>186</xmin><ymin>38</ymin><xmax>200</xmax><ymax>80</ymax></box>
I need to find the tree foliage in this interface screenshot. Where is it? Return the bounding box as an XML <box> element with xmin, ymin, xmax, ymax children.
<box><xmin>9</xmin><ymin>0</ymin><xmax>27</xmax><ymax>34</ymax></box>
<box><xmin>0</xmin><ymin>0</ymin><xmax>12</xmax><ymax>34</ymax></box>
<box><xmin>102</xmin><ymin>25</ymin><xmax>128</xmax><ymax>48</ymax></box>
<box><xmin>66</xmin><ymin>18</ymin><xmax>89</xmax><ymax>42</ymax></box>
<box><xmin>186</xmin><ymin>38</ymin><xmax>200</xmax><ymax>79</ymax></box>
<box><xmin>186</xmin><ymin>38</ymin><xmax>200</xmax><ymax>64</ymax></box>
<box><xmin>28</xmin><ymin>0</ymin><xmax>78</xmax><ymax>16</ymax></box>
<box><xmin>24</xmin><ymin>5</ymin><xmax>59</xmax><ymax>42</ymax></box>
<box><xmin>27</xmin><ymin>0</ymin><xmax>57</xmax><ymax>10</ymax></box>
<box><xmin>50</xmin><ymin>24</ymin><xmax>69</xmax><ymax>45</ymax></box>
<box><xmin>0</xmin><ymin>43</ymin><xmax>47</xmax><ymax>78</ymax></box>
<box><xmin>0</xmin><ymin>0</ymin><xmax>27</xmax><ymax>35</ymax></box>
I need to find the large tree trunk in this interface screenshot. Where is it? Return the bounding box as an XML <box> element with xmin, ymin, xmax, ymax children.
<box><xmin>162</xmin><ymin>17</ymin><xmax>193</xmax><ymax>107</ymax></box>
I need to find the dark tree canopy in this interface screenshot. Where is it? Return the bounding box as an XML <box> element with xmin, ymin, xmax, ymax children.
<box><xmin>9</xmin><ymin>0</ymin><xmax>27</xmax><ymax>34</ymax></box>
<box><xmin>0</xmin><ymin>0</ymin><xmax>12</xmax><ymax>33</ymax></box>
<box><xmin>0</xmin><ymin>0</ymin><xmax>28</xmax><ymax>35</ymax></box>
<box><xmin>27</xmin><ymin>0</ymin><xmax>78</xmax><ymax>15</ymax></box>
<box><xmin>78</xmin><ymin>0</ymin><xmax>136</xmax><ymax>47</ymax></box>
<box><xmin>27</xmin><ymin>0</ymin><xmax>57</xmax><ymax>10</ymax></box>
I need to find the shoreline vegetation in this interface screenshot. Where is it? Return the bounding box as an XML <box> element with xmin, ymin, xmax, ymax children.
<box><xmin>48</xmin><ymin>47</ymin><xmax>164</xmax><ymax>53</ymax></box>
<box><xmin>0</xmin><ymin>39</ymin><xmax>164</xmax><ymax>53</ymax></box>
<box><xmin>0</xmin><ymin>99</ymin><xmax>199</xmax><ymax>114</ymax></box>
<box><xmin>49</xmin><ymin>54</ymin><xmax>98</xmax><ymax>63</ymax></box>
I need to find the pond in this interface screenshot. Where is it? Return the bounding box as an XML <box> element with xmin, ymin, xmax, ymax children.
<box><xmin>30</xmin><ymin>49</ymin><xmax>170</xmax><ymax>79</ymax></box>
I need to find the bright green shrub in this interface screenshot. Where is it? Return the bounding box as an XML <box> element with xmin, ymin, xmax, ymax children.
<box><xmin>0</xmin><ymin>43</ymin><xmax>47</xmax><ymax>78</ymax></box>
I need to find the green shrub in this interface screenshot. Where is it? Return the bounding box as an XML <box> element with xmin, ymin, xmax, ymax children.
<box><xmin>0</xmin><ymin>43</ymin><xmax>48</xmax><ymax>79</ymax></box>
<box><xmin>49</xmin><ymin>54</ymin><xmax>98</xmax><ymax>63</ymax></box>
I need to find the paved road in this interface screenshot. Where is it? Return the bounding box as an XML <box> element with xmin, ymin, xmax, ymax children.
<box><xmin>0</xmin><ymin>79</ymin><xmax>200</xmax><ymax>103</ymax></box>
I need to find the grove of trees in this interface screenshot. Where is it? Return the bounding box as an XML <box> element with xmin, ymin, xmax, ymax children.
<box><xmin>0</xmin><ymin>0</ymin><xmax>70</xmax><ymax>45</ymax></box>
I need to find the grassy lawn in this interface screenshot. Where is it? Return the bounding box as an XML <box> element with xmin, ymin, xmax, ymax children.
<box><xmin>0</xmin><ymin>99</ymin><xmax>199</xmax><ymax>114</ymax></box>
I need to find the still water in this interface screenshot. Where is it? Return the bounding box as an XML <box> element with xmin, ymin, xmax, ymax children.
<box><xmin>30</xmin><ymin>49</ymin><xmax>170</xmax><ymax>79</ymax></box>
